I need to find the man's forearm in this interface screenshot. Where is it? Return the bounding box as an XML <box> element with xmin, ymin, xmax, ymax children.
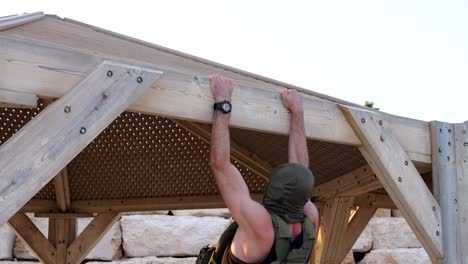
<box><xmin>288</xmin><ymin>110</ymin><xmax>309</xmax><ymax>167</ymax></box>
<box><xmin>210</xmin><ymin>111</ymin><xmax>231</xmax><ymax>169</ymax></box>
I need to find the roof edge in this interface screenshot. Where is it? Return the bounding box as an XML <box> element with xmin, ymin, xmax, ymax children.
<box><xmin>0</xmin><ymin>12</ymin><xmax>45</xmax><ymax>31</ymax></box>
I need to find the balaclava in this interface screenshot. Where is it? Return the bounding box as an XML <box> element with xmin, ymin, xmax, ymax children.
<box><xmin>262</xmin><ymin>163</ymin><xmax>315</xmax><ymax>223</ymax></box>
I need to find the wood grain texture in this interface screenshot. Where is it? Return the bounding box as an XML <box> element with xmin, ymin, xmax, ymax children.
<box><xmin>431</xmin><ymin>121</ymin><xmax>461</xmax><ymax>263</ymax></box>
<box><xmin>0</xmin><ymin>26</ymin><xmax>431</xmax><ymax>164</ymax></box>
<box><xmin>0</xmin><ymin>89</ymin><xmax>37</xmax><ymax>108</ymax></box>
<box><xmin>67</xmin><ymin>212</ymin><xmax>120</xmax><ymax>264</ymax></box>
<box><xmin>340</xmin><ymin>105</ymin><xmax>442</xmax><ymax>262</ymax></box>
<box><xmin>8</xmin><ymin>213</ymin><xmax>56</xmax><ymax>264</ymax></box>
<box><xmin>454</xmin><ymin>122</ymin><xmax>468</xmax><ymax>263</ymax></box>
<box><xmin>0</xmin><ymin>61</ymin><xmax>162</xmax><ymax>226</ymax></box>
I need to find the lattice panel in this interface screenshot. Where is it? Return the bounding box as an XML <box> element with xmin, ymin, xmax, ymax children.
<box><xmin>230</xmin><ymin>127</ymin><xmax>367</xmax><ymax>185</ymax></box>
<box><xmin>68</xmin><ymin>113</ymin><xmax>266</xmax><ymax>200</ymax></box>
<box><xmin>0</xmin><ymin>100</ymin><xmax>56</xmax><ymax>200</ymax></box>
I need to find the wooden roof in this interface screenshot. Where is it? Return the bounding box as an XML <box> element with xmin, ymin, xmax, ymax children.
<box><xmin>0</xmin><ymin>13</ymin><xmax>431</xmax><ymax>213</ymax></box>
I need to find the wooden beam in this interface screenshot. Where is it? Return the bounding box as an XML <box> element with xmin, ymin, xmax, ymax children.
<box><xmin>176</xmin><ymin>120</ymin><xmax>271</xmax><ymax>179</ymax></box>
<box><xmin>67</xmin><ymin>212</ymin><xmax>120</xmax><ymax>264</ymax></box>
<box><xmin>54</xmin><ymin>167</ymin><xmax>71</xmax><ymax>212</ymax></box>
<box><xmin>8</xmin><ymin>213</ymin><xmax>56</xmax><ymax>264</ymax></box>
<box><xmin>36</xmin><ymin>213</ymin><xmax>94</xmax><ymax>218</ymax></box>
<box><xmin>336</xmin><ymin>204</ymin><xmax>377</xmax><ymax>262</ymax></box>
<box><xmin>0</xmin><ymin>61</ymin><xmax>162</xmax><ymax>226</ymax></box>
<box><xmin>0</xmin><ymin>12</ymin><xmax>45</xmax><ymax>31</ymax></box>
<box><xmin>340</xmin><ymin>105</ymin><xmax>443</xmax><ymax>262</ymax></box>
<box><xmin>21</xmin><ymin>199</ymin><xmax>59</xmax><ymax>213</ymax></box>
<box><xmin>0</xmin><ymin>89</ymin><xmax>37</xmax><ymax>108</ymax></box>
<box><xmin>354</xmin><ymin>193</ymin><xmax>397</xmax><ymax>209</ymax></box>
<box><xmin>313</xmin><ymin>165</ymin><xmax>382</xmax><ymax>201</ymax></box>
<box><xmin>454</xmin><ymin>122</ymin><xmax>468</xmax><ymax>263</ymax></box>
<box><xmin>71</xmin><ymin>194</ymin><xmax>262</xmax><ymax>213</ymax></box>
<box><xmin>431</xmin><ymin>121</ymin><xmax>461</xmax><ymax>263</ymax></box>
<box><xmin>0</xmin><ymin>33</ymin><xmax>431</xmax><ymax>165</ymax></box>
<box><xmin>312</xmin><ymin>196</ymin><xmax>354</xmax><ymax>264</ymax></box>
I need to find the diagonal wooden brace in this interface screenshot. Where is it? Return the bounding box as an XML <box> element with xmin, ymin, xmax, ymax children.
<box><xmin>339</xmin><ymin>105</ymin><xmax>443</xmax><ymax>262</ymax></box>
<box><xmin>0</xmin><ymin>61</ymin><xmax>163</xmax><ymax>226</ymax></box>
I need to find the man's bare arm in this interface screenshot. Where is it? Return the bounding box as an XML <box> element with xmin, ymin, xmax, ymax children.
<box><xmin>281</xmin><ymin>89</ymin><xmax>309</xmax><ymax>167</ymax></box>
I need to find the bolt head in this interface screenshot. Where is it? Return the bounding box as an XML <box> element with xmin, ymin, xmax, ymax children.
<box><xmin>80</xmin><ymin>127</ymin><xmax>87</xmax><ymax>134</ymax></box>
<box><xmin>64</xmin><ymin>106</ymin><xmax>71</xmax><ymax>113</ymax></box>
<box><xmin>380</xmin><ymin>136</ymin><xmax>384</xmax><ymax>142</ymax></box>
<box><xmin>378</xmin><ymin>120</ymin><xmax>383</xmax><ymax>125</ymax></box>
<box><xmin>361</xmin><ymin>118</ymin><xmax>365</xmax><ymax>123</ymax></box>
<box><xmin>107</xmin><ymin>70</ymin><xmax>113</xmax><ymax>77</ymax></box>
<box><xmin>137</xmin><ymin>77</ymin><xmax>143</xmax><ymax>83</ymax></box>
<box><xmin>398</xmin><ymin>177</ymin><xmax>402</xmax><ymax>182</ymax></box>
<box><xmin>404</xmin><ymin>160</ymin><xmax>408</xmax><ymax>166</ymax></box>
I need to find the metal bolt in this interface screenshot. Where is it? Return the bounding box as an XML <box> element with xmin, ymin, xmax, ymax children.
<box><xmin>107</xmin><ymin>71</ymin><xmax>113</xmax><ymax>77</ymax></box>
<box><xmin>64</xmin><ymin>106</ymin><xmax>71</xmax><ymax>113</ymax></box>
<box><xmin>463</xmin><ymin>130</ymin><xmax>467</xmax><ymax>134</ymax></box>
<box><xmin>448</xmin><ymin>129</ymin><xmax>452</xmax><ymax>133</ymax></box>
<box><xmin>102</xmin><ymin>91</ymin><xmax>109</xmax><ymax>98</ymax></box>
<box><xmin>440</xmin><ymin>128</ymin><xmax>443</xmax><ymax>133</ymax></box>
<box><xmin>80</xmin><ymin>127</ymin><xmax>87</xmax><ymax>134</ymax></box>
<box><xmin>380</xmin><ymin>136</ymin><xmax>384</xmax><ymax>142</ymax></box>
<box><xmin>137</xmin><ymin>77</ymin><xmax>143</xmax><ymax>83</ymax></box>
<box><xmin>436</xmin><ymin>231</ymin><xmax>440</xmax><ymax>236</ymax></box>
<box><xmin>378</xmin><ymin>120</ymin><xmax>383</xmax><ymax>125</ymax></box>
<box><xmin>404</xmin><ymin>160</ymin><xmax>408</xmax><ymax>166</ymax></box>
<box><xmin>361</xmin><ymin>118</ymin><xmax>365</xmax><ymax>123</ymax></box>
<box><xmin>454</xmin><ymin>199</ymin><xmax>458</xmax><ymax>204</ymax></box>
<box><xmin>447</xmin><ymin>156</ymin><xmax>451</xmax><ymax>161</ymax></box>
<box><xmin>433</xmin><ymin>206</ymin><xmax>436</xmax><ymax>211</ymax></box>
<box><xmin>398</xmin><ymin>177</ymin><xmax>402</xmax><ymax>182</ymax></box>
<box><xmin>448</xmin><ymin>141</ymin><xmax>451</xmax><ymax>146</ymax></box>
<box><xmin>464</xmin><ymin>142</ymin><xmax>468</xmax><ymax>147</ymax></box>
<box><xmin>438</xmin><ymin>147</ymin><xmax>442</xmax><ymax>153</ymax></box>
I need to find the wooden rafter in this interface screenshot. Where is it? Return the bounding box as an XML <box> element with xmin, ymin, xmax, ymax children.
<box><xmin>8</xmin><ymin>213</ymin><xmax>56</xmax><ymax>264</ymax></box>
<box><xmin>175</xmin><ymin>120</ymin><xmax>272</xmax><ymax>179</ymax></box>
<box><xmin>0</xmin><ymin>31</ymin><xmax>431</xmax><ymax>165</ymax></box>
<box><xmin>339</xmin><ymin>105</ymin><xmax>442</xmax><ymax>262</ymax></box>
<box><xmin>0</xmin><ymin>61</ymin><xmax>162</xmax><ymax>226</ymax></box>
<box><xmin>0</xmin><ymin>89</ymin><xmax>37</xmax><ymax>108</ymax></box>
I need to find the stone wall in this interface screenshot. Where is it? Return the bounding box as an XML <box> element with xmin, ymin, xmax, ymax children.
<box><xmin>0</xmin><ymin>209</ymin><xmax>431</xmax><ymax>264</ymax></box>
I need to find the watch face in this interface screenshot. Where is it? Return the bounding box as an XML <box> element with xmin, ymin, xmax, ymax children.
<box><xmin>222</xmin><ymin>103</ymin><xmax>231</xmax><ymax>112</ymax></box>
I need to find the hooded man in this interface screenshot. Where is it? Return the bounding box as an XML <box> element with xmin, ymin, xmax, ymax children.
<box><xmin>207</xmin><ymin>75</ymin><xmax>319</xmax><ymax>264</ymax></box>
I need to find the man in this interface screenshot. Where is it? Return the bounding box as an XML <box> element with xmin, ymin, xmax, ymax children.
<box><xmin>208</xmin><ymin>75</ymin><xmax>319</xmax><ymax>264</ymax></box>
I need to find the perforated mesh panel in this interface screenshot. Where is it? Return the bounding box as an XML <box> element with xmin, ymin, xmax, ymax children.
<box><xmin>68</xmin><ymin>113</ymin><xmax>266</xmax><ymax>200</ymax></box>
<box><xmin>0</xmin><ymin>99</ymin><xmax>56</xmax><ymax>200</ymax></box>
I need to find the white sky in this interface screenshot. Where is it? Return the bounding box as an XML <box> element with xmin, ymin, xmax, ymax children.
<box><xmin>2</xmin><ymin>0</ymin><xmax>467</xmax><ymax>122</ymax></box>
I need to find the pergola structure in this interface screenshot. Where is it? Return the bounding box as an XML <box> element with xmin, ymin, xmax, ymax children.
<box><xmin>0</xmin><ymin>12</ymin><xmax>466</xmax><ymax>264</ymax></box>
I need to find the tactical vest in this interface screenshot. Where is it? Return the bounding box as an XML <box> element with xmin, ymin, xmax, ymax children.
<box><xmin>196</xmin><ymin>213</ymin><xmax>316</xmax><ymax>264</ymax></box>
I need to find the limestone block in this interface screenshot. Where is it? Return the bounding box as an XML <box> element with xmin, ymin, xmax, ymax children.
<box><xmin>14</xmin><ymin>217</ymin><xmax>47</xmax><ymax>260</ymax></box>
<box><xmin>341</xmin><ymin>250</ymin><xmax>355</xmax><ymax>264</ymax></box>
<box><xmin>171</xmin><ymin>209</ymin><xmax>231</xmax><ymax>218</ymax></box>
<box><xmin>121</xmin><ymin>215</ymin><xmax>231</xmax><ymax>257</ymax></box>
<box><xmin>358</xmin><ymin>248</ymin><xmax>430</xmax><ymax>264</ymax></box>
<box><xmin>368</xmin><ymin>217</ymin><xmax>421</xmax><ymax>249</ymax></box>
<box><xmin>352</xmin><ymin>225</ymin><xmax>373</xmax><ymax>252</ymax></box>
<box><xmin>87</xmin><ymin>256</ymin><xmax>197</xmax><ymax>264</ymax></box>
<box><xmin>0</xmin><ymin>224</ymin><xmax>16</xmax><ymax>260</ymax></box>
<box><xmin>77</xmin><ymin>218</ymin><xmax>122</xmax><ymax>260</ymax></box>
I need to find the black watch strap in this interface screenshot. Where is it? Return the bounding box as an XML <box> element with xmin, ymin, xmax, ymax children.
<box><xmin>213</xmin><ymin>100</ymin><xmax>232</xmax><ymax>114</ymax></box>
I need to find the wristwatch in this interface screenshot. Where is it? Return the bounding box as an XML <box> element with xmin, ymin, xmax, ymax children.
<box><xmin>213</xmin><ymin>100</ymin><xmax>232</xmax><ymax>114</ymax></box>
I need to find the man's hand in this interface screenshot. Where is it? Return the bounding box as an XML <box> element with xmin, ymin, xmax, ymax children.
<box><xmin>209</xmin><ymin>75</ymin><xmax>234</xmax><ymax>102</ymax></box>
<box><xmin>281</xmin><ymin>89</ymin><xmax>303</xmax><ymax>114</ymax></box>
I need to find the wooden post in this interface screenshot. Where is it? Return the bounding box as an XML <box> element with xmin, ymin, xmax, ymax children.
<box><xmin>431</xmin><ymin>121</ymin><xmax>461</xmax><ymax>263</ymax></box>
<box><xmin>312</xmin><ymin>196</ymin><xmax>354</xmax><ymax>264</ymax></box>
<box><xmin>454</xmin><ymin>122</ymin><xmax>468</xmax><ymax>263</ymax></box>
<box><xmin>0</xmin><ymin>61</ymin><xmax>163</xmax><ymax>226</ymax></box>
<box><xmin>67</xmin><ymin>212</ymin><xmax>121</xmax><ymax>264</ymax></box>
<box><xmin>340</xmin><ymin>105</ymin><xmax>443</xmax><ymax>262</ymax></box>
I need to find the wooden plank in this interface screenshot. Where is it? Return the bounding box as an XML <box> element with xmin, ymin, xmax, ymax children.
<box><xmin>21</xmin><ymin>199</ymin><xmax>59</xmax><ymax>213</ymax></box>
<box><xmin>340</xmin><ymin>105</ymin><xmax>443</xmax><ymax>262</ymax></box>
<box><xmin>71</xmin><ymin>194</ymin><xmax>262</xmax><ymax>213</ymax></box>
<box><xmin>36</xmin><ymin>213</ymin><xmax>94</xmax><ymax>218</ymax></box>
<box><xmin>454</xmin><ymin>122</ymin><xmax>468</xmax><ymax>263</ymax></box>
<box><xmin>312</xmin><ymin>196</ymin><xmax>354</xmax><ymax>264</ymax></box>
<box><xmin>0</xmin><ymin>33</ymin><xmax>431</xmax><ymax>164</ymax></box>
<box><xmin>0</xmin><ymin>61</ymin><xmax>163</xmax><ymax>226</ymax></box>
<box><xmin>0</xmin><ymin>12</ymin><xmax>45</xmax><ymax>31</ymax></box>
<box><xmin>54</xmin><ymin>168</ymin><xmax>71</xmax><ymax>212</ymax></box>
<box><xmin>313</xmin><ymin>165</ymin><xmax>374</xmax><ymax>197</ymax></box>
<box><xmin>8</xmin><ymin>213</ymin><xmax>56</xmax><ymax>264</ymax></box>
<box><xmin>336</xmin><ymin>204</ymin><xmax>377</xmax><ymax>262</ymax></box>
<box><xmin>431</xmin><ymin>121</ymin><xmax>461</xmax><ymax>263</ymax></box>
<box><xmin>67</xmin><ymin>212</ymin><xmax>120</xmax><ymax>264</ymax></box>
<box><xmin>175</xmin><ymin>120</ymin><xmax>271</xmax><ymax>179</ymax></box>
<box><xmin>354</xmin><ymin>193</ymin><xmax>397</xmax><ymax>209</ymax></box>
<box><xmin>0</xmin><ymin>89</ymin><xmax>37</xmax><ymax>108</ymax></box>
